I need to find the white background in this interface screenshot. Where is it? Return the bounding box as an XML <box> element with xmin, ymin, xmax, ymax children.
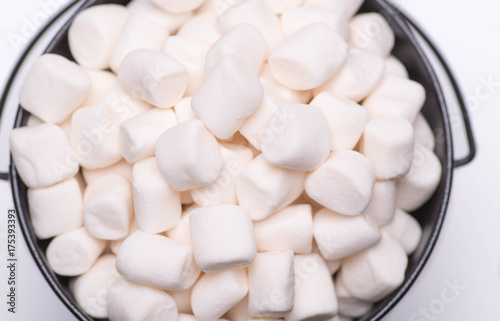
<box><xmin>1</xmin><ymin>0</ymin><xmax>500</xmax><ymax>320</ymax></box>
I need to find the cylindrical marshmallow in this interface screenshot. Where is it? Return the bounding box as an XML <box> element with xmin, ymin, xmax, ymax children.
<box><xmin>381</xmin><ymin>208</ymin><xmax>422</xmax><ymax>255</ymax></box>
<box><xmin>413</xmin><ymin>113</ymin><xmax>436</xmax><ymax>151</ymax></box>
<box><xmin>116</xmin><ymin>230</ymin><xmax>200</xmax><ymax>290</ymax></box>
<box><xmin>82</xmin><ymin>159</ymin><xmax>132</xmax><ymax>185</ymax></box>
<box><xmin>127</xmin><ymin>0</ymin><xmax>192</xmax><ymax>32</ymax></box>
<box><xmin>334</xmin><ymin>273</ymin><xmax>373</xmax><ymax>318</ymax></box>
<box><xmin>384</xmin><ymin>55</ymin><xmax>408</xmax><ymax>78</ymax></box>
<box><xmin>81</xmin><ymin>70</ymin><xmax>118</xmax><ymax>107</ymax></box>
<box><xmin>176</xmin><ymin>12</ymin><xmax>221</xmax><ymax>45</ymax></box>
<box><xmin>304</xmin><ymin>0</ymin><xmax>363</xmax><ymax>19</ymax></box>
<box><xmin>350</xmin><ymin>12</ymin><xmax>395</xmax><ymax>58</ymax></box>
<box><xmin>152</xmin><ymin>0</ymin><xmax>205</xmax><ymax>13</ymax></box>
<box><xmin>368</xmin><ymin>180</ymin><xmax>397</xmax><ymax>226</ymax></box>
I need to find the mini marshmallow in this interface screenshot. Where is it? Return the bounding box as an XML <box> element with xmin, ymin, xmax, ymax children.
<box><xmin>268</xmin><ymin>23</ymin><xmax>348</xmax><ymax>90</ymax></box>
<box><xmin>82</xmin><ymin>159</ymin><xmax>133</xmax><ymax>185</ymax></box>
<box><xmin>381</xmin><ymin>208</ymin><xmax>422</xmax><ymax>254</ymax></box>
<box><xmin>68</xmin><ymin>4</ymin><xmax>129</xmax><ymax>69</ymax></box>
<box><xmin>109</xmin><ymin>14</ymin><xmax>169</xmax><ymax>73</ymax></box>
<box><xmin>28</xmin><ymin>177</ymin><xmax>83</xmax><ymax>239</ymax></box>
<box><xmin>285</xmin><ymin>254</ymin><xmax>337</xmax><ymax>321</ymax></box>
<box><xmin>253</xmin><ymin>204</ymin><xmax>313</xmax><ymax>254</ymax></box>
<box><xmin>362</xmin><ymin>116</ymin><xmax>415</xmax><ymax>180</ymax></box>
<box><xmin>310</xmin><ymin>92</ymin><xmax>368</xmax><ymax>151</ymax></box>
<box><xmin>236</xmin><ymin>154</ymin><xmax>306</xmax><ymax>221</ymax></box>
<box><xmin>192</xmin><ymin>54</ymin><xmax>264</xmax><ymax>139</ymax></box>
<box><xmin>281</xmin><ymin>7</ymin><xmax>350</xmax><ymax>40</ymax></box>
<box><xmin>116</xmin><ymin>230</ymin><xmax>200</xmax><ymax>290</ymax></box>
<box><xmin>313</xmin><ymin>208</ymin><xmax>381</xmax><ymax>260</ymax></box>
<box><xmin>263</xmin><ymin>0</ymin><xmax>303</xmax><ymax>13</ymax></box>
<box><xmin>70</xmin><ymin>254</ymin><xmax>120</xmax><ymax>319</ymax></box>
<box><xmin>260</xmin><ymin>63</ymin><xmax>313</xmax><ymax>104</ymax></box>
<box><xmin>120</xmin><ymin>107</ymin><xmax>178</xmax><ymax>163</ymax></box>
<box><xmin>305</xmin><ymin>150</ymin><xmax>375</xmax><ymax>216</ymax></box>
<box><xmin>248</xmin><ymin>250</ymin><xmax>295</xmax><ymax>317</ymax></box>
<box><xmin>191</xmin><ymin>269</ymin><xmax>249</xmax><ymax>321</ymax></box>
<box><xmin>176</xmin><ymin>12</ymin><xmax>221</xmax><ymax>45</ymax></box>
<box><xmin>83</xmin><ymin>174</ymin><xmax>133</xmax><ymax>240</ymax></box>
<box><xmin>413</xmin><ymin>113</ymin><xmax>436</xmax><ymax>150</ymax></box>
<box><xmin>133</xmin><ymin>157</ymin><xmax>181</xmax><ymax>233</ymax></box>
<box><xmin>190</xmin><ymin>205</ymin><xmax>256</xmax><ymax>273</ymax></box>
<box><xmin>368</xmin><ymin>180</ymin><xmax>396</xmax><ymax>226</ymax></box>
<box><xmin>334</xmin><ymin>273</ymin><xmax>373</xmax><ymax>318</ymax></box>
<box><xmin>10</xmin><ymin>123</ymin><xmax>79</xmax><ymax>189</ymax></box>
<box><xmin>350</xmin><ymin>13</ymin><xmax>395</xmax><ymax>58</ymax></box>
<box><xmin>46</xmin><ymin>227</ymin><xmax>106</xmax><ymax>276</ymax></box>
<box><xmin>362</xmin><ymin>75</ymin><xmax>426</xmax><ymax>123</ymax></box>
<box><xmin>152</xmin><ymin>0</ymin><xmax>205</xmax><ymax>13</ymax></box>
<box><xmin>155</xmin><ymin>119</ymin><xmax>223</xmax><ymax>191</ymax></box>
<box><xmin>340</xmin><ymin>233</ymin><xmax>408</xmax><ymax>302</ymax></box>
<box><xmin>175</xmin><ymin>97</ymin><xmax>199</xmax><ymax>123</ymax></box>
<box><xmin>205</xmin><ymin>23</ymin><xmax>268</xmax><ymax>75</ymax></box>
<box><xmin>81</xmin><ymin>70</ymin><xmax>117</xmax><ymax>107</ymax></box>
<box><xmin>107</xmin><ymin>277</ymin><xmax>178</xmax><ymax>321</ymax></box>
<box><xmin>384</xmin><ymin>55</ymin><xmax>408</xmax><ymax>78</ymax></box>
<box><xmin>304</xmin><ymin>0</ymin><xmax>363</xmax><ymax>19</ymax></box>
<box><xmin>19</xmin><ymin>54</ymin><xmax>91</xmax><ymax>123</ymax></box>
<box><xmin>127</xmin><ymin>0</ymin><xmax>192</xmax><ymax>32</ymax></box>
<box><xmin>165</xmin><ymin>205</ymin><xmax>197</xmax><ymax>245</ymax></box>
<box><xmin>313</xmin><ymin>49</ymin><xmax>385</xmax><ymax>102</ymax></box>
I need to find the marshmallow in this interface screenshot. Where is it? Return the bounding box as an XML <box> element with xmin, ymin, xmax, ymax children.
<box><xmin>176</xmin><ymin>12</ymin><xmax>221</xmax><ymax>45</ymax></box>
<box><xmin>261</xmin><ymin>104</ymin><xmax>331</xmax><ymax>171</ymax></box>
<box><xmin>260</xmin><ymin>66</ymin><xmax>313</xmax><ymax>106</ymax></box>
<box><xmin>133</xmin><ymin>157</ymin><xmax>182</xmax><ymax>233</ymax></box>
<box><xmin>263</xmin><ymin>0</ymin><xmax>303</xmax><ymax>13</ymax></box>
<box><xmin>28</xmin><ymin>177</ymin><xmax>83</xmax><ymax>239</ymax></box>
<box><xmin>192</xmin><ymin>54</ymin><xmax>264</xmax><ymax>139</ymax></box>
<box><xmin>165</xmin><ymin>205</ymin><xmax>197</xmax><ymax>245</ymax></box>
<box><xmin>190</xmin><ymin>205</ymin><xmax>256</xmax><ymax>273</ymax></box>
<box><xmin>313</xmin><ymin>49</ymin><xmax>385</xmax><ymax>102</ymax></box>
<box><xmin>285</xmin><ymin>254</ymin><xmax>337</xmax><ymax>321</ymax></box>
<box><xmin>381</xmin><ymin>208</ymin><xmax>422</xmax><ymax>254</ymax></box>
<box><xmin>362</xmin><ymin>116</ymin><xmax>415</xmax><ymax>180</ymax></box>
<box><xmin>104</xmin><ymin>83</ymin><xmax>152</xmax><ymax>121</ymax></box>
<box><xmin>46</xmin><ymin>227</ymin><xmax>106</xmax><ymax>276</ymax></box>
<box><xmin>109</xmin><ymin>220</ymin><xmax>138</xmax><ymax>255</ymax></box>
<box><xmin>68</xmin><ymin>4</ymin><xmax>129</xmax><ymax>70</ymax></box>
<box><xmin>368</xmin><ymin>180</ymin><xmax>396</xmax><ymax>226</ymax></box>
<box><xmin>116</xmin><ymin>230</ymin><xmax>200</xmax><ymax>290</ymax></box>
<box><xmin>191</xmin><ymin>143</ymin><xmax>253</xmax><ymax>206</ymax></box>
<box><xmin>127</xmin><ymin>0</ymin><xmax>192</xmax><ymax>32</ymax></box>
<box><xmin>334</xmin><ymin>273</ymin><xmax>373</xmax><ymax>318</ymax></box>
<box><xmin>191</xmin><ymin>269</ymin><xmax>249</xmax><ymax>321</ymax></box>
<box><xmin>309</xmin><ymin>92</ymin><xmax>368</xmax><ymax>151</ymax></box>
<box><xmin>155</xmin><ymin>119</ymin><xmax>223</xmax><ymax>191</ymax></box>
<box><xmin>253</xmin><ymin>204</ymin><xmax>313</xmax><ymax>254</ymax></box>
<box><xmin>81</xmin><ymin>70</ymin><xmax>118</xmax><ymax>107</ymax></box>
<box><xmin>120</xmin><ymin>107</ymin><xmax>178</xmax><ymax>163</ymax></box>
<box><xmin>10</xmin><ymin>123</ymin><xmax>79</xmax><ymax>189</ymax></box>
<box><xmin>305</xmin><ymin>150</ymin><xmax>375</xmax><ymax>216</ymax></box>
<box><xmin>70</xmin><ymin>254</ymin><xmax>120</xmax><ymax>318</ymax></box>
<box><xmin>107</xmin><ymin>277</ymin><xmax>178</xmax><ymax>321</ymax></box>
<box><xmin>362</xmin><ymin>75</ymin><xmax>426</xmax><ymax>123</ymax></box>
<box><xmin>152</xmin><ymin>0</ymin><xmax>205</xmax><ymax>13</ymax></box>
<box><xmin>236</xmin><ymin>154</ymin><xmax>306</xmax><ymax>221</ymax></box>
<box><xmin>281</xmin><ymin>7</ymin><xmax>350</xmax><ymax>41</ymax></box>
<box><xmin>205</xmin><ymin>23</ymin><xmax>268</xmax><ymax>75</ymax></box>
<box><xmin>340</xmin><ymin>233</ymin><xmax>408</xmax><ymax>302</ymax></box>
<box><xmin>268</xmin><ymin>23</ymin><xmax>348</xmax><ymax>90</ymax></box>
<box><xmin>384</xmin><ymin>55</ymin><xmax>408</xmax><ymax>78</ymax></box>
<box><xmin>83</xmin><ymin>174</ymin><xmax>133</xmax><ymax>240</ymax></box>
<box><xmin>304</xmin><ymin>0</ymin><xmax>363</xmax><ymax>19</ymax></box>
<box><xmin>109</xmin><ymin>14</ymin><xmax>169</xmax><ymax>73</ymax></box>
<box><xmin>313</xmin><ymin>208</ymin><xmax>381</xmax><ymax>260</ymax></box>
<box><xmin>350</xmin><ymin>13</ymin><xmax>395</xmax><ymax>58</ymax></box>
<box><xmin>82</xmin><ymin>159</ymin><xmax>133</xmax><ymax>185</ymax></box>
<box><xmin>174</xmin><ymin>97</ymin><xmax>198</xmax><ymax>123</ymax></box>
<box><xmin>248</xmin><ymin>250</ymin><xmax>295</xmax><ymax>317</ymax></box>
<box><xmin>413</xmin><ymin>113</ymin><xmax>436</xmax><ymax>151</ymax></box>
<box><xmin>19</xmin><ymin>54</ymin><xmax>91</xmax><ymax>123</ymax></box>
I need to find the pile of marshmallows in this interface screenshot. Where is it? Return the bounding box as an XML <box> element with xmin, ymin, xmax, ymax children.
<box><xmin>9</xmin><ymin>0</ymin><xmax>443</xmax><ymax>320</ymax></box>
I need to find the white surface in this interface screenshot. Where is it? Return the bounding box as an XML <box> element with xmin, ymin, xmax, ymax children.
<box><xmin>0</xmin><ymin>0</ymin><xmax>499</xmax><ymax>320</ymax></box>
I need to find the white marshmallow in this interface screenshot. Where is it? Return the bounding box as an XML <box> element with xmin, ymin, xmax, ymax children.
<box><xmin>191</xmin><ymin>269</ymin><xmax>249</xmax><ymax>321</ymax></box>
<box><xmin>82</xmin><ymin>159</ymin><xmax>133</xmax><ymax>185</ymax></box>
<box><xmin>127</xmin><ymin>0</ymin><xmax>192</xmax><ymax>32</ymax></box>
<box><xmin>313</xmin><ymin>208</ymin><xmax>381</xmax><ymax>260</ymax></box>
<box><xmin>109</xmin><ymin>220</ymin><xmax>138</xmax><ymax>255</ymax></box>
<box><xmin>313</xmin><ymin>49</ymin><xmax>385</xmax><ymax>102</ymax></box>
<box><xmin>28</xmin><ymin>177</ymin><xmax>83</xmax><ymax>239</ymax></box>
<box><xmin>305</xmin><ymin>150</ymin><xmax>375</xmax><ymax>216</ymax></box>
<box><xmin>175</xmin><ymin>97</ymin><xmax>199</xmax><ymax>123</ymax></box>
<box><xmin>253</xmin><ymin>204</ymin><xmax>313</xmax><ymax>254</ymax></box>
<box><xmin>190</xmin><ymin>205</ymin><xmax>256</xmax><ymax>273</ymax></box>
<box><xmin>350</xmin><ymin>13</ymin><xmax>395</xmax><ymax>58</ymax></box>
<box><xmin>260</xmin><ymin>63</ymin><xmax>313</xmax><ymax>104</ymax></box>
<box><xmin>413</xmin><ymin>113</ymin><xmax>436</xmax><ymax>151</ymax></box>
<box><xmin>83</xmin><ymin>174</ymin><xmax>133</xmax><ymax>240</ymax></box>
<box><xmin>368</xmin><ymin>180</ymin><xmax>396</xmax><ymax>226</ymax></box>
<box><xmin>19</xmin><ymin>54</ymin><xmax>91</xmax><ymax>123</ymax></box>
<box><xmin>46</xmin><ymin>227</ymin><xmax>106</xmax><ymax>276</ymax></box>
<box><xmin>268</xmin><ymin>23</ymin><xmax>348</xmax><ymax>90</ymax></box>
<box><xmin>152</xmin><ymin>0</ymin><xmax>205</xmax><ymax>13</ymax></box>
<box><xmin>362</xmin><ymin>75</ymin><xmax>426</xmax><ymax>123</ymax></box>
<box><xmin>68</xmin><ymin>4</ymin><xmax>129</xmax><ymax>70</ymax></box>
<box><xmin>116</xmin><ymin>230</ymin><xmax>200</xmax><ymax>290</ymax></box>
<box><xmin>236</xmin><ymin>154</ymin><xmax>306</xmax><ymax>221</ymax></box>
<box><xmin>334</xmin><ymin>273</ymin><xmax>373</xmax><ymax>318</ymax></box>
<box><xmin>192</xmin><ymin>54</ymin><xmax>264</xmax><ymax>139</ymax></box>
<box><xmin>165</xmin><ymin>205</ymin><xmax>197</xmax><ymax>245</ymax></box>
<box><xmin>120</xmin><ymin>107</ymin><xmax>178</xmax><ymax>163</ymax></box>
<box><xmin>248</xmin><ymin>250</ymin><xmax>295</xmax><ymax>317</ymax></box>
<box><xmin>104</xmin><ymin>83</ymin><xmax>153</xmax><ymax>121</ymax></box>
<box><xmin>285</xmin><ymin>254</ymin><xmax>337</xmax><ymax>321</ymax></box>
<box><xmin>381</xmin><ymin>208</ymin><xmax>422</xmax><ymax>254</ymax></box>
<box><xmin>107</xmin><ymin>277</ymin><xmax>178</xmax><ymax>321</ymax></box>
<box><xmin>81</xmin><ymin>70</ymin><xmax>118</xmax><ymax>107</ymax></box>
<box><xmin>109</xmin><ymin>14</ymin><xmax>169</xmax><ymax>73</ymax></box>
<box><xmin>169</xmin><ymin>289</ymin><xmax>193</xmax><ymax>314</ymax></box>
<box><xmin>10</xmin><ymin>123</ymin><xmax>79</xmax><ymax>189</ymax></box>
<box><xmin>133</xmin><ymin>157</ymin><xmax>182</xmax><ymax>233</ymax></box>
<box><xmin>304</xmin><ymin>0</ymin><xmax>363</xmax><ymax>19</ymax></box>
<box><xmin>176</xmin><ymin>12</ymin><xmax>221</xmax><ymax>45</ymax></box>
<box><xmin>191</xmin><ymin>143</ymin><xmax>253</xmax><ymax>206</ymax></box>
<box><xmin>155</xmin><ymin>119</ymin><xmax>223</xmax><ymax>191</ymax></box>
<box><xmin>309</xmin><ymin>92</ymin><xmax>368</xmax><ymax>151</ymax></box>
<box><xmin>362</xmin><ymin>116</ymin><xmax>415</xmax><ymax>180</ymax></box>
<box><xmin>384</xmin><ymin>55</ymin><xmax>408</xmax><ymax>78</ymax></box>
